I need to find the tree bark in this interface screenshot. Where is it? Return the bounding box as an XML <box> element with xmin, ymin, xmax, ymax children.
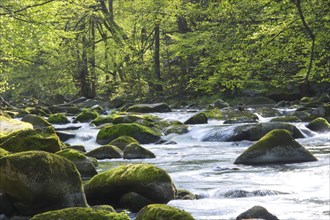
<box><xmin>154</xmin><ymin>23</ymin><xmax>161</xmax><ymax>80</ymax></box>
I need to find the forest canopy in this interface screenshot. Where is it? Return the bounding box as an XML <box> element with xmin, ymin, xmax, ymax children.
<box><xmin>0</xmin><ymin>0</ymin><xmax>329</xmax><ymax>103</ymax></box>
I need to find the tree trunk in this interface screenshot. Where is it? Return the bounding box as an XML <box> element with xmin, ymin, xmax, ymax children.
<box><xmin>154</xmin><ymin>23</ymin><xmax>161</xmax><ymax>80</ymax></box>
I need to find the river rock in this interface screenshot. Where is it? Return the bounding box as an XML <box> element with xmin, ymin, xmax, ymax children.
<box><xmin>119</xmin><ymin>192</ymin><xmax>153</xmax><ymax>212</ymax></box>
<box><xmin>84</xmin><ymin>163</ymin><xmax>176</xmax><ymax>206</ymax></box>
<box><xmin>175</xmin><ymin>189</ymin><xmax>197</xmax><ymax>200</ymax></box>
<box><xmin>244</xmin><ymin>96</ymin><xmax>277</xmax><ymax>105</ymax></box>
<box><xmin>110</xmin><ymin>136</ymin><xmax>139</xmax><ymax>150</ymax></box>
<box><xmin>47</xmin><ymin>113</ymin><xmax>70</xmax><ymax>124</ymax></box>
<box><xmin>30</xmin><ymin>207</ymin><xmax>130</xmax><ymax>220</ymax></box>
<box><xmin>48</xmin><ymin>104</ymin><xmax>81</xmax><ymax>115</ymax></box>
<box><xmin>0</xmin><ymin>126</ymin><xmax>63</xmax><ymax>153</ymax></box>
<box><xmin>73</xmin><ymin>109</ymin><xmax>99</xmax><ymax>123</ymax></box>
<box><xmin>306</xmin><ymin>117</ymin><xmax>330</xmax><ymax>133</ymax></box>
<box><xmin>236</xmin><ymin>205</ymin><xmax>279</xmax><ymax>220</ymax></box>
<box><xmin>0</xmin><ymin>151</ymin><xmax>88</xmax><ymax>215</ymax></box>
<box><xmin>203</xmin><ymin>122</ymin><xmax>304</xmax><ymax>142</ymax></box>
<box><xmin>96</xmin><ymin>123</ymin><xmax>161</xmax><ymax>145</ymax></box>
<box><xmin>135</xmin><ymin>204</ymin><xmax>195</xmax><ymax>220</ymax></box>
<box><xmin>21</xmin><ymin>114</ymin><xmax>52</xmax><ymax>128</ymax></box>
<box><xmin>0</xmin><ymin>192</ymin><xmax>15</xmax><ymax>216</ymax></box>
<box><xmin>85</xmin><ymin>145</ymin><xmax>122</xmax><ymax>159</ymax></box>
<box><xmin>123</xmin><ymin>143</ymin><xmax>156</xmax><ymax>159</ymax></box>
<box><xmin>126</xmin><ymin>103</ymin><xmax>172</xmax><ymax>113</ymax></box>
<box><xmin>234</xmin><ymin>129</ymin><xmax>317</xmax><ymax>165</ymax></box>
<box><xmin>211</xmin><ymin>99</ymin><xmax>230</xmax><ymax>109</ymax></box>
<box><xmin>184</xmin><ymin>112</ymin><xmax>208</xmax><ymax>124</ymax></box>
<box><xmin>0</xmin><ymin>148</ymin><xmax>10</xmax><ymax>158</ymax></box>
<box><xmin>270</xmin><ymin>116</ymin><xmax>301</xmax><ymax>122</ymax></box>
<box><xmin>56</xmin><ymin>149</ymin><xmax>97</xmax><ymax>179</ymax></box>
<box><xmin>56</xmin><ymin>131</ymin><xmax>76</xmax><ymax>142</ymax></box>
<box><xmin>0</xmin><ymin>116</ymin><xmax>33</xmax><ymax>137</ymax></box>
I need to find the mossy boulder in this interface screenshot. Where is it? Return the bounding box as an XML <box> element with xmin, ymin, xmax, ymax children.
<box><xmin>202</xmin><ymin>108</ymin><xmax>223</xmax><ymax>120</ymax></box>
<box><xmin>184</xmin><ymin>112</ymin><xmax>208</xmax><ymax>124</ymax></box>
<box><xmin>306</xmin><ymin>117</ymin><xmax>330</xmax><ymax>133</ymax></box>
<box><xmin>126</xmin><ymin>103</ymin><xmax>172</xmax><ymax>113</ymax></box>
<box><xmin>74</xmin><ymin>109</ymin><xmax>99</xmax><ymax>123</ymax></box>
<box><xmin>0</xmin><ymin>148</ymin><xmax>10</xmax><ymax>158</ymax></box>
<box><xmin>0</xmin><ymin>151</ymin><xmax>88</xmax><ymax>215</ymax></box>
<box><xmin>175</xmin><ymin>189</ymin><xmax>197</xmax><ymax>200</ymax></box>
<box><xmin>109</xmin><ymin>136</ymin><xmax>139</xmax><ymax>150</ymax></box>
<box><xmin>56</xmin><ymin>149</ymin><xmax>97</xmax><ymax>179</ymax></box>
<box><xmin>47</xmin><ymin>113</ymin><xmax>70</xmax><ymax>124</ymax></box>
<box><xmin>135</xmin><ymin>204</ymin><xmax>195</xmax><ymax>220</ymax></box>
<box><xmin>84</xmin><ymin>163</ymin><xmax>176</xmax><ymax>207</ymax></box>
<box><xmin>97</xmin><ymin>123</ymin><xmax>161</xmax><ymax>145</ymax></box>
<box><xmin>164</xmin><ymin>124</ymin><xmax>189</xmax><ymax>135</ymax></box>
<box><xmin>210</xmin><ymin>99</ymin><xmax>230</xmax><ymax>109</ymax></box>
<box><xmin>30</xmin><ymin>207</ymin><xmax>130</xmax><ymax>220</ymax></box>
<box><xmin>0</xmin><ymin>126</ymin><xmax>63</xmax><ymax>153</ymax></box>
<box><xmin>234</xmin><ymin>129</ymin><xmax>317</xmax><ymax>165</ymax></box>
<box><xmin>85</xmin><ymin>145</ymin><xmax>122</xmax><ymax>160</ymax></box>
<box><xmin>255</xmin><ymin>107</ymin><xmax>282</xmax><ymax>117</ymax></box>
<box><xmin>123</xmin><ymin>143</ymin><xmax>156</xmax><ymax>159</ymax></box>
<box><xmin>21</xmin><ymin>114</ymin><xmax>52</xmax><ymax>128</ymax></box>
<box><xmin>244</xmin><ymin>96</ymin><xmax>277</xmax><ymax>105</ymax></box>
<box><xmin>236</xmin><ymin>205</ymin><xmax>279</xmax><ymax>220</ymax></box>
<box><xmin>0</xmin><ymin>116</ymin><xmax>33</xmax><ymax>138</ymax></box>
<box><xmin>48</xmin><ymin>104</ymin><xmax>81</xmax><ymax>115</ymax></box>
<box><xmin>270</xmin><ymin>116</ymin><xmax>301</xmax><ymax>122</ymax></box>
<box><xmin>67</xmin><ymin>145</ymin><xmax>86</xmax><ymax>152</ymax></box>
<box><xmin>220</xmin><ymin>108</ymin><xmax>259</xmax><ymax>122</ymax></box>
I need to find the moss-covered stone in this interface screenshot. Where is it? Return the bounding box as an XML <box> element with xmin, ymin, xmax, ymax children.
<box><xmin>123</xmin><ymin>143</ymin><xmax>156</xmax><ymax>159</ymax></box>
<box><xmin>126</xmin><ymin>103</ymin><xmax>172</xmax><ymax>113</ymax></box>
<box><xmin>175</xmin><ymin>189</ymin><xmax>197</xmax><ymax>200</ymax></box>
<box><xmin>255</xmin><ymin>107</ymin><xmax>282</xmax><ymax>117</ymax></box>
<box><xmin>306</xmin><ymin>117</ymin><xmax>330</xmax><ymax>133</ymax></box>
<box><xmin>47</xmin><ymin>113</ymin><xmax>70</xmax><ymax>124</ymax></box>
<box><xmin>119</xmin><ymin>192</ymin><xmax>153</xmax><ymax>212</ymax></box>
<box><xmin>91</xmin><ymin>115</ymin><xmax>114</xmax><ymax>126</ymax></box>
<box><xmin>0</xmin><ymin>151</ymin><xmax>87</xmax><ymax>215</ymax></box>
<box><xmin>0</xmin><ymin>116</ymin><xmax>33</xmax><ymax>138</ymax></box>
<box><xmin>203</xmin><ymin>108</ymin><xmax>223</xmax><ymax>120</ymax></box>
<box><xmin>67</xmin><ymin>145</ymin><xmax>86</xmax><ymax>152</ymax></box>
<box><xmin>184</xmin><ymin>112</ymin><xmax>208</xmax><ymax>124</ymax></box>
<box><xmin>30</xmin><ymin>207</ymin><xmax>130</xmax><ymax>220</ymax></box>
<box><xmin>21</xmin><ymin>114</ymin><xmax>52</xmax><ymax>128</ymax></box>
<box><xmin>56</xmin><ymin>149</ymin><xmax>97</xmax><ymax>179</ymax></box>
<box><xmin>97</xmin><ymin>123</ymin><xmax>161</xmax><ymax>145</ymax></box>
<box><xmin>234</xmin><ymin>129</ymin><xmax>317</xmax><ymax>165</ymax></box>
<box><xmin>164</xmin><ymin>124</ymin><xmax>189</xmax><ymax>135</ymax></box>
<box><xmin>84</xmin><ymin>163</ymin><xmax>176</xmax><ymax>207</ymax></box>
<box><xmin>0</xmin><ymin>126</ymin><xmax>63</xmax><ymax>153</ymax></box>
<box><xmin>48</xmin><ymin>104</ymin><xmax>81</xmax><ymax>115</ymax></box>
<box><xmin>236</xmin><ymin>205</ymin><xmax>279</xmax><ymax>220</ymax></box>
<box><xmin>270</xmin><ymin>116</ymin><xmax>301</xmax><ymax>122</ymax></box>
<box><xmin>244</xmin><ymin>96</ymin><xmax>277</xmax><ymax>105</ymax></box>
<box><xmin>109</xmin><ymin>136</ymin><xmax>139</xmax><ymax>150</ymax></box>
<box><xmin>85</xmin><ymin>145</ymin><xmax>122</xmax><ymax>160</ymax></box>
<box><xmin>135</xmin><ymin>204</ymin><xmax>195</xmax><ymax>220</ymax></box>
<box><xmin>0</xmin><ymin>148</ymin><xmax>10</xmax><ymax>158</ymax></box>
<box><xmin>74</xmin><ymin>109</ymin><xmax>99</xmax><ymax>123</ymax></box>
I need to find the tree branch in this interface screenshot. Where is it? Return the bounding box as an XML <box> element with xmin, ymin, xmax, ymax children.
<box><xmin>0</xmin><ymin>0</ymin><xmax>56</xmax><ymax>16</ymax></box>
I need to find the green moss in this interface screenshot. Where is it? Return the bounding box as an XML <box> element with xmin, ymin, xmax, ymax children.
<box><xmin>30</xmin><ymin>207</ymin><xmax>130</xmax><ymax>220</ymax></box>
<box><xmin>202</xmin><ymin>108</ymin><xmax>223</xmax><ymax>120</ymax></box>
<box><xmin>74</xmin><ymin>109</ymin><xmax>99</xmax><ymax>123</ymax></box>
<box><xmin>270</xmin><ymin>116</ymin><xmax>301</xmax><ymax>122</ymax></box>
<box><xmin>306</xmin><ymin>117</ymin><xmax>330</xmax><ymax>132</ymax></box>
<box><xmin>92</xmin><ymin>116</ymin><xmax>114</xmax><ymax>126</ymax></box>
<box><xmin>56</xmin><ymin>149</ymin><xmax>87</xmax><ymax>161</ymax></box>
<box><xmin>245</xmin><ymin>129</ymin><xmax>299</xmax><ymax>153</ymax></box>
<box><xmin>0</xmin><ymin>116</ymin><xmax>33</xmax><ymax>138</ymax></box>
<box><xmin>48</xmin><ymin>113</ymin><xmax>70</xmax><ymax>124</ymax></box>
<box><xmin>97</xmin><ymin>123</ymin><xmax>161</xmax><ymax>145</ymax></box>
<box><xmin>0</xmin><ymin>148</ymin><xmax>10</xmax><ymax>158</ymax></box>
<box><xmin>184</xmin><ymin>112</ymin><xmax>208</xmax><ymax>124</ymax></box>
<box><xmin>0</xmin><ymin>126</ymin><xmax>62</xmax><ymax>153</ymax></box>
<box><xmin>136</xmin><ymin>204</ymin><xmax>195</xmax><ymax>220</ymax></box>
<box><xmin>110</xmin><ymin>136</ymin><xmax>139</xmax><ymax>150</ymax></box>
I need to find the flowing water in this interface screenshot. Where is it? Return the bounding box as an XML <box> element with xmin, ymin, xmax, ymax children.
<box><xmin>61</xmin><ymin>109</ymin><xmax>330</xmax><ymax>220</ymax></box>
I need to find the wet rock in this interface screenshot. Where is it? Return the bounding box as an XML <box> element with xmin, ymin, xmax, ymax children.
<box><xmin>56</xmin><ymin>131</ymin><xmax>75</xmax><ymax>142</ymax></box>
<box><xmin>244</xmin><ymin>96</ymin><xmax>277</xmax><ymax>105</ymax></box>
<box><xmin>255</xmin><ymin>107</ymin><xmax>282</xmax><ymax>117</ymax></box>
<box><xmin>119</xmin><ymin>192</ymin><xmax>153</xmax><ymax>212</ymax></box>
<box><xmin>84</xmin><ymin>164</ymin><xmax>176</xmax><ymax>206</ymax></box>
<box><xmin>0</xmin><ymin>192</ymin><xmax>15</xmax><ymax>216</ymax></box>
<box><xmin>210</xmin><ymin>99</ymin><xmax>230</xmax><ymax>109</ymax></box>
<box><xmin>234</xmin><ymin>129</ymin><xmax>317</xmax><ymax>165</ymax></box>
<box><xmin>123</xmin><ymin>143</ymin><xmax>156</xmax><ymax>159</ymax></box>
<box><xmin>56</xmin><ymin>149</ymin><xmax>97</xmax><ymax>179</ymax></box>
<box><xmin>270</xmin><ymin>116</ymin><xmax>301</xmax><ymax>122</ymax></box>
<box><xmin>136</xmin><ymin>204</ymin><xmax>195</xmax><ymax>220</ymax></box>
<box><xmin>48</xmin><ymin>104</ymin><xmax>81</xmax><ymax>115</ymax></box>
<box><xmin>306</xmin><ymin>117</ymin><xmax>330</xmax><ymax>133</ymax></box>
<box><xmin>0</xmin><ymin>126</ymin><xmax>63</xmax><ymax>153</ymax></box>
<box><xmin>126</xmin><ymin>103</ymin><xmax>172</xmax><ymax>113</ymax></box>
<box><xmin>0</xmin><ymin>151</ymin><xmax>88</xmax><ymax>215</ymax></box>
<box><xmin>85</xmin><ymin>145</ymin><xmax>122</xmax><ymax>159</ymax></box>
<box><xmin>184</xmin><ymin>112</ymin><xmax>208</xmax><ymax>124</ymax></box>
<box><xmin>21</xmin><ymin>114</ymin><xmax>52</xmax><ymax>128</ymax></box>
<box><xmin>73</xmin><ymin>109</ymin><xmax>99</xmax><ymax>123</ymax></box>
<box><xmin>236</xmin><ymin>205</ymin><xmax>279</xmax><ymax>220</ymax></box>
<box><xmin>109</xmin><ymin>136</ymin><xmax>139</xmax><ymax>150</ymax></box>
<box><xmin>30</xmin><ymin>207</ymin><xmax>130</xmax><ymax>220</ymax></box>
<box><xmin>0</xmin><ymin>116</ymin><xmax>33</xmax><ymax>137</ymax></box>
<box><xmin>96</xmin><ymin>123</ymin><xmax>161</xmax><ymax>145</ymax></box>
<box><xmin>0</xmin><ymin>148</ymin><xmax>10</xmax><ymax>158</ymax></box>
<box><xmin>175</xmin><ymin>189</ymin><xmax>197</xmax><ymax>200</ymax></box>
<box><xmin>164</xmin><ymin>124</ymin><xmax>189</xmax><ymax>135</ymax></box>
<box><xmin>47</xmin><ymin>113</ymin><xmax>70</xmax><ymax>124</ymax></box>
<box><xmin>222</xmin><ymin>189</ymin><xmax>288</xmax><ymax>198</ymax></box>
<box><xmin>67</xmin><ymin>145</ymin><xmax>86</xmax><ymax>152</ymax></box>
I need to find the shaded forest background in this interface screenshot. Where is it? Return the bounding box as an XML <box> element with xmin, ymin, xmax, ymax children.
<box><xmin>0</xmin><ymin>0</ymin><xmax>329</xmax><ymax>105</ymax></box>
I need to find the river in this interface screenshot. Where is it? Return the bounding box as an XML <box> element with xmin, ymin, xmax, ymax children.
<box><xmin>62</xmin><ymin>109</ymin><xmax>330</xmax><ymax>220</ymax></box>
